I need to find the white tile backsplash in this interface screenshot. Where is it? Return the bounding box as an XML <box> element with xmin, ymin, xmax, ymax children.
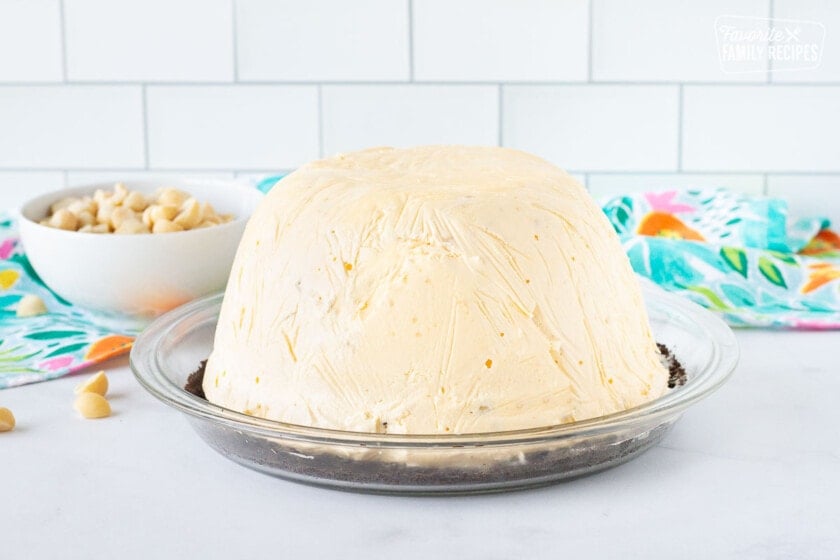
<box><xmin>503</xmin><ymin>85</ymin><xmax>679</xmax><ymax>171</ymax></box>
<box><xmin>237</xmin><ymin>0</ymin><xmax>409</xmax><ymax>81</ymax></box>
<box><xmin>0</xmin><ymin>0</ymin><xmax>63</xmax><ymax>82</ymax></box>
<box><xmin>64</xmin><ymin>0</ymin><xmax>233</xmax><ymax>81</ymax></box>
<box><xmin>322</xmin><ymin>85</ymin><xmax>498</xmax><ymax>156</ymax></box>
<box><xmin>66</xmin><ymin>171</ymin><xmax>236</xmax><ymax>186</ymax></box>
<box><xmin>766</xmin><ymin>175</ymin><xmax>840</xmax><ymax>221</ymax></box>
<box><xmin>0</xmin><ymin>1</ymin><xmax>838</xmax><ymax>204</ymax></box>
<box><xmin>592</xmin><ymin>0</ymin><xmax>769</xmax><ymax>82</ymax></box>
<box><xmin>413</xmin><ymin>0</ymin><xmax>588</xmax><ymax>81</ymax></box>
<box><xmin>146</xmin><ymin>86</ymin><xmax>319</xmax><ymax>169</ymax></box>
<box><xmin>682</xmin><ymin>86</ymin><xmax>840</xmax><ymax>172</ymax></box>
<box><xmin>587</xmin><ymin>174</ymin><xmax>766</xmax><ymax>197</ymax></box>
<box><xmin>0</xmin><ymin>172</ymin><xmax>65</xmax><ymax>211</ymax></box>
<box><xmin>0</xmin><ymin>86</ymin><xmax>144</xmax><ymax>168</ymax></box>
<box><xmin>772</xmin><ymin>0</ymin><xmax>840</xmax><ymax>82</ymax></box>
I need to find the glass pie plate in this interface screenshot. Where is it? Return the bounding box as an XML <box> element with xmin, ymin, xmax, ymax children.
<box><xmin>131</xmin><ymin>281</ymin><xmax>738</xmax><ymax>495</ymax></box>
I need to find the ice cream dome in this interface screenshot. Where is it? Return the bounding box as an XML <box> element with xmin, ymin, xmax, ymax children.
<box><xmin>203</xmin><ymin>146</ymin><xmax>669</xmax><ymax>434</ymax></box>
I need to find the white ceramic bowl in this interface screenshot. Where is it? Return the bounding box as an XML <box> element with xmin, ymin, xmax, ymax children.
<box><xmin>19</xmin><ymin>179</ymin><xmax>264</xmax><ymax>316</ymax></box>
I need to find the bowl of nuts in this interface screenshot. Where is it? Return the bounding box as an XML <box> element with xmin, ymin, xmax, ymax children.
<box><xmin>18</xmin><ymin>179</ymin><xmax>264</xmax><ymax>316</ymax></box>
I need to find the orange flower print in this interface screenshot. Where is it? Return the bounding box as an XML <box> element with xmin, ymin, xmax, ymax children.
<box><xmin>801</xmin><ymin>262</ymin><xmax>840</xmax><ymax>294</ymax></box>
<box><xmin>637</xmin><ymin>211</ymin><xmax>705</xmax><ymax>241</ymax></box>
<box><xmin>799</xmin><ymin>229</ymin><xmax>840</xmax><ymax>257</ymax></box>
<box><xmin>84</xmin><ymin>334</ymin><xmax>134</xmax><ymax>361</ymax></box>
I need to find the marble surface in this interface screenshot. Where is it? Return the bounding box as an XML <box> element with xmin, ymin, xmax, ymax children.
<box><xmin>2</xmin><ymin>330</ymin><xmax>839</xmax><ymax>559</ymax></box>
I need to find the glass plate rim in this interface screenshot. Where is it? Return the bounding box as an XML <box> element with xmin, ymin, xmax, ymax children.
<box><xmin>130</xmin><ymin>283</ymin><xmax>739</xmax><ymax>448</ymax></box>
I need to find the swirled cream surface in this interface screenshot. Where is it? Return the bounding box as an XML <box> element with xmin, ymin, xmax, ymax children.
<box><xmin>204</xmin><ymin>146</ymin><xmax>668</xmax><ymax>434</ymax></box>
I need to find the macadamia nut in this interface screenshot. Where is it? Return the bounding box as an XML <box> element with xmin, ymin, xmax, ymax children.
<box><xmin>123</xmin><ymin>190</ymin><xmax>148</xmax><ymax>212</ymax></box>
<box><xmin>174</xmin><ymin>198</ymin><xmax>202</xmax><ymax>229</ymax></box>
<box><xmin>111</xmin><ymin>182</ymin><xmax>129</xmax><ymax>205</ymax></box>
<box><xmin>96</xmin><ymin>201</ymin><xmax>115</xmax><ymax>226</ymax></box>
<box><xmin>16</xmin><ymin>294</ymin><xmax>47</xmax><ymax>317</ymax></box>
<box><xmin>74</xmin><ymin>392</ymin><xmax>111</xmax><ymax>419</ymax></box>
<box><xmin>79</xmin><ymin>223</ymin><xmax>110</xmax><ymax>234</ymax></box>
<box><xmin>75</xmin><ymin>370</ymin><xmax>109</xmax><ymax>396</ymax></box>
<box><xmin>76</xmin><ymin>210</ymin><xmax>96</xmax><ymax>227</ymax></box>
<box><xmin>152</xmin><ymin>218</ymin><xmax>184</xmax><ymax>233</ymax></box>
<box><xmin>50</xmin><ymin>209</ymin><xmax>78</xmax><ymax>231</ymax></box>
<box><xmin>150</xmin><ymin>204</ymin><xmax>178</xmax><ymax>224</ymax></box>
<box><xmin>115</xmin><ymin>219</ymin><xmax>149</xmax><ymax>235</ymax></box>
<box><xmin>156</xmin><ymin>187</ymin><xmax>189</xmax><ymax>208</ymax></box>
<box><xmin>0</xmin><ymin>407</ymin><xmax>15</xmax><ymax>432</ymax></box>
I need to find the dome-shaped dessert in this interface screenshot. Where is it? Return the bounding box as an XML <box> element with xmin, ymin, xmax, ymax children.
<box><xmin>203</xmin><ymin>146</ymin><xmax>668</xmax><ymax>434</ymax></box>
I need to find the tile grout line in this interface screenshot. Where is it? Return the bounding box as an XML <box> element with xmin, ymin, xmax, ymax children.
<box><xmin>317</xmin><ymin>85</ymin><xmax>324</xmax><ymax>158</ymax></box>
<box><xmin>59</xmin><ymin>170</ymin><xmax>295</xmax><ymax>177</ymax></box>
<box><xmin>231</xmin><ymin>0</ymin><xmax>239</xmax><ymax>81</ymax></box>
<box><xmin>5</xmin><ymin>168</ymin><xmax>840</xmax><ymax>176</ymax></box>
<box><xmin>58</xmin><ymin>0</ymin><xmax>68</xmax><ymax>81</ymax></box>
<box><xmin>763</xmin><ymin>173</ymin><xmax>769</xmax><ymax>195</ymax></box>
<box><xmin>677</xmin><ymin>85</ymin><xmax>684</xmax><ymax>171</ymax></box>
<box><xmin>142</xmin><ymin>85</ymin><xmax>150</xmax><ymax>169</ymax></box>
<box><xmin>2</xmin><ymin>80</ymin><xmax>840</xmax><ymax>87</ymax></box>
<box><xmin>587</xmin><ymin>0</ymin><xmax>594</xmax><ymax>82</ymax></box>
<box><xmin>497</xmin><ymin>84</ymin><xmax>503</xmax><ymax>146</ymax></box>
<box><xmin>407</xmin><ymin>0</ymin><xmax>415</xmax><ymax>81</ymax></box>
<box><xmin>540</xmin><ymin>170</ymin><xmax>840</xmax><ymax>176</ymax></box>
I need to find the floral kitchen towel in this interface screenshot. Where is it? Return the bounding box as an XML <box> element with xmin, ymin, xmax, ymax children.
<box><xmin>0</xmin><ymin>213</ymin><xmax>143</xmax><ymax>389</ymax></box>
<box><xmin>602</xmin><ymin>189</ymin><xmax>840</xmax><ymax>329</ymax></box>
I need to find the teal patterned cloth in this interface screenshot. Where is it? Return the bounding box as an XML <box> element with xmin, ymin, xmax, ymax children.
<box><xmin>602</xmin><ymin>189</ymin><xmax>840</xmax><ymax>329</ymax></box>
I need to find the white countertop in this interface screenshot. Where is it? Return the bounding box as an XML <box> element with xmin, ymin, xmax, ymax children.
<box><xmin>3</xmin><ymin>329</ymin><xmax>839</xmax><ymax>559</ymax></box>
